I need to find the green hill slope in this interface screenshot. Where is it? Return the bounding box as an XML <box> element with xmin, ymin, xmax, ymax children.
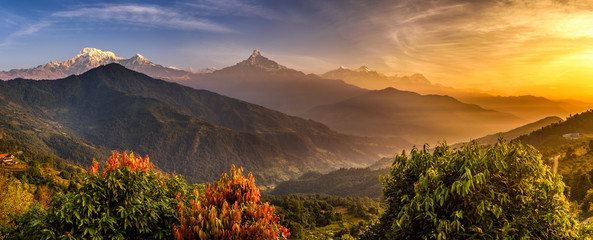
<box><xmin>0</xmin><ymin>64</ymin><xmax>407</xmax><ymax>188</ymax></box>
<box><xmin>271</xmin><ymin>168</ymin><xmax>389</xmax><ymax>198</ymax></box>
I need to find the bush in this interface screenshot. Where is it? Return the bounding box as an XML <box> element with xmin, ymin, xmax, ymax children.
<box><xmin>5</xmin><ymin>153</ymin><xmax>290</xmax><ymax>239</ymax></box>
<box><xmin>7</xmin><ymin>151</ymin><xmax>185</xmax><ymax>239</ymax></box>
<box><xmin>366</xmin><ymin>140</ymin><xmax>583</xmax><ymax>239</ymax></box>
<box><xmin>173</xmin><ymin>166</ymin><xmax>290</xmax><ymax>240</ymax></box>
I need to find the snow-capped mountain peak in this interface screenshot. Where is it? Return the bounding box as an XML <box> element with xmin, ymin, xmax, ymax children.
<box><xmin>74</xmin><ymin>48</ymin><xmax>123</xmax><ymax>64</ymax></box>
<box><xmin>126</xmin><ymin>53</ymin><xmax>151</xmax><ymax>65</ymax></box>
<box><xmin>0</xmin><ymin>48</ymin><xmax>190</xmax><ymax>80</ymax></box>
<box><xmin>238</xmin><ymin>49</ymin><xmax>288</xmax><ymax>71</ymax></box>
<box><xmin>250</xmin><ymin>49</ymin><xmax>261</xmax><ymax>58</ymax></box>
<box><xmin>131</xmin><ymin>53</ymin><xmax>145</xmax><ymax>60</ymax></box>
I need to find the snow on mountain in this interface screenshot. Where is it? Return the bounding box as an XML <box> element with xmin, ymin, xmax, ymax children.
<box><xmin>233</xmin><ymin>49</ymin><xmax>289</xmax><ymax>72</ymax></box>
<box><xmin>0</xmin><ymin>48</ymin><xmax>192</xmax><ymax>81</ymax></box>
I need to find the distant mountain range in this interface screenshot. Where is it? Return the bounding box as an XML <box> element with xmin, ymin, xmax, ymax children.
<box><xmin>4</xmin><ymin>48</ymin><xmax>587</xmax><ymax>122</ymax></box>
<box><xmin>0</xmin><ymin>64</ymin><xmax>406</xmax><ymax>189</ymax></box>
<box><xmin>183</xmin><ymin>50</ymin><xmax>367</xmax><ymax>115</ymax></box>
<box><xmin>3</xmin><ymin>47</ymin><xmax>589</xmax><ymax>147</ymax></box>
<box><xmin>0</xmin><ymin>48</ymin><xmax>192</xmax><ymax>81</ymax></box>
<box><xmin>322</xmin><ymin>66</ymin><xmax>589</xmax><ymax>122</ymax></box>
<box><xmin>301</xmin><ymin>87</ymin><xmax>523</xmax><ymax>143</ymax></box>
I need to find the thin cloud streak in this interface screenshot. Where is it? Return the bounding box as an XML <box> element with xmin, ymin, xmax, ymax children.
<box><xmin>52</xmin><ymin>4</ymin><xmax>233</xmax><ymax>33</ymax></box>
<box><xmin>183</xmin><ymin>0</ymin><xmax>279</xmax><ymax>20</ymax></box>
<box><xmin>0</xmin><ymin>21</ymin><xmax>52</xmax><ymax>47</ymax></box>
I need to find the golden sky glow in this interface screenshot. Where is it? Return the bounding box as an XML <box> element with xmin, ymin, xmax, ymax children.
<box><xmin>360</xmin><ymin>0</ymin><xmax>593</xmax><ymax>100</ymax></box>
<box><xmin>2</xmin><ymin>0</ymin><xmax>593</xmax><ymax>101</ymax></box>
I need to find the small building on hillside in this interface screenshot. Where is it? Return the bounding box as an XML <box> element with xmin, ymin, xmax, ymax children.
<box><xmin>562</xmin><ymin>133</ymin><xmax>582</xmax><ymax>139</ymax></box>
<box><xmin>0</xmin><ymin>154</ymin><xmax>15</xmax><ymax>165</ymax></box>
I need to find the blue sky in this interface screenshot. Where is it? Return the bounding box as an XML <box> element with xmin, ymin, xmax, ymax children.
<box><xmin>0</xmin><ymin>0</ymin><xmax>360</xmax><ymax>73</ymax></box>
<box><xmin>2</xmin><ymin>0</ymin><xmax>593</xmax><ymax>99</ymax></box>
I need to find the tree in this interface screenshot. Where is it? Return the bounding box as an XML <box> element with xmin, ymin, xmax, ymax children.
<box><xmin>366</xmin><ymin>140</ymin><xmax>583</xmax><ymax>239</ymax></box>
<box><xmin>7</xmin><ymin>151</ymin><xmax>186</xmax><ymax>239</ymax></box>
<box><xmin>0</xmin><ymin>174</ymin><xmax>35</xmax><ymax>228</ymax></box>
<box><xmin>173</xmin><ymin>165</ymin><xmax>290</xmax><ymax>240</ymax></box>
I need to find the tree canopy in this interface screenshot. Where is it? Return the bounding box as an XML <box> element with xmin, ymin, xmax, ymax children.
<box><xmin>366</xmin><ymin>140</ymin><xmax>584</xmax><ymax>240</ymax></box>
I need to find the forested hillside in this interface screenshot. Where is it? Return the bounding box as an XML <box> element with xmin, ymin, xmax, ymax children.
<box><xmin>0</xmin><ymin>64</ymin><xmax>407</xmax><ymax>188</ymax></box>
<box><xmin>271</xmin><ymin>168</ymin><xmax>388</xmax><ymax>198</ymax></box>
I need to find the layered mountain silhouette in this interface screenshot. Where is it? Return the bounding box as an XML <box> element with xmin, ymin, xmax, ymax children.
<box><xmin>0</xmin><ymin>64</ymin><xmax>407</xmax><ymax>189</ymax></box>
<box><xmin>301</xmin><ymin>87</ymin><xmax>524</xmax><ymax>143</ymax></box>
<box><xmin>322</xmin><ymin>66</ymin><xmax>586</xmax><ymax>122</ymax></box>
<box><xmin>183</xmin><ymin>50</ymin><xmax>367</xmax><ymax>115</ymax></box>
<box><xmin>0</xmin><ymin>48</ymin><xmax>192</xmax><ymax>81</ymax></box>
<box><xmin>4</xmin><ymin>47</ymin><xmax>581</xmax><ymax>147</ymax></box>
<box><xmin>451</xmin><ymin>116</ymin><xmax>562</xmax><ymax>148</ymax></box>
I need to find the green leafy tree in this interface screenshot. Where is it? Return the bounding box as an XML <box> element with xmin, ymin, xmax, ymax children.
<box><xmin>7</xmin><ymin>151</ymin><xmax>185</xmax><ymax>240</ymax></box>
<box><xmin>173</xmin><ymin>165</ymin><xmax>290</xmax><ymax>240</ymax></box>
<box><xmin>366</xmin><ymin>140</ymin><xmax>583</xmax><ymax>239</ymax></box>
<box><xmin>0</xmin><ymin>174</ymin><xmax>35</xmax><ymax>229</ymax></box>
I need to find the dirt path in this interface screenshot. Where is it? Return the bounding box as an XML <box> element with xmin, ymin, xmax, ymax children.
<box><xmin>553</xmin><ymin>154</ymin><xmax>560</xmax><ymax>174</ymax></box>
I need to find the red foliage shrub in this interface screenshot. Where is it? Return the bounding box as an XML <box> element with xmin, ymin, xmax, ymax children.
<box><xmin>174</xmin><ymin>165</ymin><xmax>290</xmax><ymax>240</ymax></box>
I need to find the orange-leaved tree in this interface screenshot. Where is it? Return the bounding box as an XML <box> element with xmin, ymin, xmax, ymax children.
<box><xmin>174</xmin><ymin>165</ymin><xmax>290</xmax><ymax>240</ymax></box>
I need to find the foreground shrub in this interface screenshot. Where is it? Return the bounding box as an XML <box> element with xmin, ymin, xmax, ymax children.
<box><xmin>174</xmin><ymin>165</ymin><xmax>290</xmax><ymax>240</ymax></box>
<box><xmin>5</xmin><ymin>153</ymin><xmax>290</xmax><ymax>239</ymax></box>
<box><xmin>7</xmin><ymin>151</ymin><xmax>185</xmax><ymax>239</ymax></box>
<box><xmin>365</xmin><ymin>140</ymin><xmax>583</xmax><ymax>239</ymax></box>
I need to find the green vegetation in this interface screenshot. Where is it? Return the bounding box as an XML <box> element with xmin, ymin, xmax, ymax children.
<box><xmin>365</xmin><ymin>140</ymin><xmax>585</xmax><ymax>239</ymax></box>
<box><xmin>514</xmin><ymin>110</ymin><xmax>593</xmax><ymax>219</ymax></box>
<box><xmin>263</xmin><ymin>194</ymin><xmax>381</xmax><ymax>239</ymax></box>
<box><xmin>271</xmin><ymin>168</ymin><xmax>388</xmax><ymax>198</ymax></box>
<box><xmin>516</xmin><ymin>110</ymin><xmax>593</xmax><ymax>150</ymax></box>
<box><xmin>1</xmin><ymin>151</ymin><xmax>289</xmax><ymax>240</ymax></box>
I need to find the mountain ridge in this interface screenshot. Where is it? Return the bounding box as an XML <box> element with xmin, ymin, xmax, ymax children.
<box><xmin>184</xmin><ymin>51</ymin><xmax>368</xmax><ymax>115</ymax></box>
<box><xmin>0</xmin><ymin>63</ymin><xmax>408</xmax><ymax>188</ymax></box>
<box><xmin>301</xmin><ymin>87</ymin><xmax>524</xmax><ymax>144</ymax></box>
<box><xmin>0</xmin><ymin>48</ymin><xmax>191</xmax><ymax>81</ymax></box>
<box><xmin>321</xmin><ymin>65</ymin><xmax>588</xmax><ymax>122</ymax></box>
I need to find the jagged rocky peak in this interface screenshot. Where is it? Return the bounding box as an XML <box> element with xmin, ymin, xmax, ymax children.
<box><xmin>132</xmin><ymin>53</ymin><xmax>145</xmax><ymax>59</ymax></box>
<box><xmin>399</xmin><ymin>73</ymin><xmax>432</xmax><ymax>85</ymax></box>
<box><xmin>251</xmin><ymin>49</ymin><xmax>261</xmax><ymax>58</ymax></box>
<box><xmin>128</xmin><ymin>53</ymin><xmax>150</xmax><ymax>64</ymax></box>
<box><xmin>239</xmin><ymin>49</ymin><xmax>288</xmax><ymax>71</ymax></box>
<box><xmin>357</xmin><ymin>66</ymin><xmax>370</xmax><ymax>72</ymax></box>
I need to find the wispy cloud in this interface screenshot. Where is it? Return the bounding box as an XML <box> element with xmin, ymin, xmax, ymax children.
<box><xmin>310</xmin><ymin>0</ymin><xmax>593</xmax><ymax>95</ymax></box>
<box><xmin>52</xmin><ymin>4</ymin><xmax>233</xmax><ymax>33</ymax></box>
<box><xmin>183</xmin><ymin>0</ymin><xmax>278</xmax><ymax>19</ymax></box>
<box><xmin>0</xmin><ymin>21</ymin><xmax>52</xmax><ymax>47</ymax></box>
